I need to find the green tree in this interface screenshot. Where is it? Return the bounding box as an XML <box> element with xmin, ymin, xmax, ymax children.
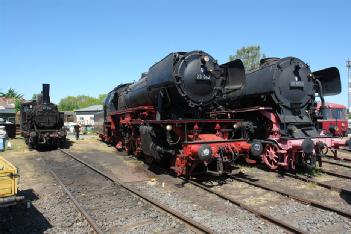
<box><xmin>32</xmin><ymin>93</ymin><xmax>38</xmax><ymax>100</ymax></box>
<box><xmin>97</xmin><ymin>94</ymin><xmax>107</xmax><ymax>104</ymax></box>
<box><xmin>76</xmin><ymin>95</ymin><xmax>99</xmax><ymax>108</ymax></box>
<box><xmin>58</xmin><ymin>96</ymin><xmax>79</xmax><ymax>111</ymax></box>
<box><xmin>58</xmin><ymin>93</ymin><xmax>107</xmax><ymax>111</ymax></box>
<box><xmin>0</xmin><ymin>88</ymin><xmax>23</xmax><ymax>112</ymax></box>
<box><xmin>229</xmin><ymin>45</ymin><xmax>266</xmax><ymax>72</ymax></box>
<box><xmin>15</xmin><ymin>99</ymin><xmax>22</xmax><ymax>112</ymax></box>
<box><xmin>0</xmin><ymin>88</ymin><xmax>23</xmax><ymax>99</ymax></box>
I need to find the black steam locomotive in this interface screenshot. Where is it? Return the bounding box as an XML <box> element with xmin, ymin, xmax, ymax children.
<box><xmin>218</xmin><ymin>57</ymin><xmax>347</xmax><ymax>170</ymax></box>
<box><xmin>96</xmin><ymin>51</ymin><xmax>253</xmax><ymax>176</ymax></box>
<box><xmin>20</xmin><ymin>84</ymin><xmax>66</xmax><ymax>149</ymax></box>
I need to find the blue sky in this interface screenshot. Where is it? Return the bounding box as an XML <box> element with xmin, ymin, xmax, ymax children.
<box><xmin>0</xmin><ymin>0</ymin><xmax>350</xmax><ymax>105</ymax></box>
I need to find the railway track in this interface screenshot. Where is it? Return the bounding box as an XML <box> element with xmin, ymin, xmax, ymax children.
<box><xmin>190</xmin><ymin>176</ymin><xmax>351</xmax><ymax>233</ymax></box>
<box><xmin>130</xmin><ymin>159</ymin><xmax>351</xmax><ymax>233</ymax></box>
<box><xmin>228</xmin><ymin>172</ymin><xmax>351</xmax><ymax>219</ymax></box>
<box><xmin>46</xmin><ymin>149</ymin><xmax>212</xmax><ymax>233</ymax></box>
<box><xmin>182</xmin><ymin>178</ymin><xmax>306</xmax><ymax>233</ymax></box>
<box><xmin>322</xmin><ymin>158</ymin><xmax>351</xmax><ymax>169</ymax></box>
<box><xmin>277</xmin><ymin>171</ymin><xmax>351</xmax><ymax>197</ymax></box>
<box><xmin>326</xmin><ymin>149</ymin><xmax>351</xmax><ymax>163</ymax></box>
<box><xmin>142</xmin><ymin>163</ymin><xmax>351</xmax><ymax>233</ymax></box>
<box><xmin>51</xmin><ymin>148</ymin><xmax>351</xmax><ymax>233</ymax></box>
<box><xmin>53</xmin><ymin>150</ymin><xmax>298</xmax><ymax>233</ymax></box>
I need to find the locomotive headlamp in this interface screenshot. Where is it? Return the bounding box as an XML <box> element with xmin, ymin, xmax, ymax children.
<box><xmin>308</xmin><ymin>73</ymin><xmax>314</xmax><ymax>79</ymax></box>
<box><xmin>198</xmin><ymin>144</ymin><xmax>212</xmax><ymax>161</ymax></box>
<box><xmin>166</xmin><ymin>125</ymin><xmax>173</xmax><ymax>131</ymax></box>
<box><xmin>202</xmin><ymin>55</ymin><xmax>210</xmax><ymax>63</ymax></box>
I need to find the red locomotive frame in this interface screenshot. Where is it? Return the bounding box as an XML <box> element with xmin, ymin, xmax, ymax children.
<box><xmin>98</xmin><ymin>106</ymin><xmax>252</xmax><ymax>176</ymax></box>
<box><xmin>211</xmin><ymin>107</ymin><xmax>348</xmax><ymax>170</ymax></box>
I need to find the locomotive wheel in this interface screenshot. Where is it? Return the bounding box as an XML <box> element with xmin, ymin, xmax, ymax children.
<box><xmin>262</xmin><ymin>144</ymin><xmax>279</xmax><ymax>170</ymax></box>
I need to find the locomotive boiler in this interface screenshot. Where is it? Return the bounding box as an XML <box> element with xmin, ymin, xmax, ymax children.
<box><xmin>97</xmin><ymin>51</ymin><xmax>255</xmax><ymax>176</ymax></box>
<box><xmin>20</xmin><ymin>84</ymin><xmax>66</xmax><ymax>149</ymax></box>
<box><xmin>107</xmin><ymin>51</ymin><xmax>245</xmax><ymax>118</ymax></box>
<box><xmin>218</xmin><ymin>57</ymin><xmax>348</xmax><ymax>170</ymax></box>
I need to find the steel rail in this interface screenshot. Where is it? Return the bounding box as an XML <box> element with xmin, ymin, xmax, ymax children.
<box><xmin>58</xmin><ymin>149</ymin><xmax>213</xmax><ymax>234</ymax></box>
<box><xmin>319</xmin><ymin>168</ymin><xmax>351</xmax><ymax>180</ymax></box>
<box><xmin>322</xmin><ymin>159</ymin><xmax>351</xmax><ymax>169</ymax></box>
<box><xmin>183</xmin><ymin>178</ymin><xmax>306</xmax><ymax>234</ymax></box>
<box><xmin>230</xmin><ymin>174</ymin><xmax>351</xmax><ymax>219</ymax></box>
<box><xmin>331</xmin><ymin>150</ymin><xmax>351</xmax><ymax>162</ymax></box>
<box><xmin>281</xmin><ymin>172</ymin><xmax>351</xmax><ymax>196</ymax></box>
<box><xmin>47</xmin><ymin>167</ymin><xmax>104</xmax><ymax>234</ymax></box>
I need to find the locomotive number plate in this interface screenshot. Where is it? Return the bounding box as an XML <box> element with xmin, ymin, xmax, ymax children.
<box><xmin>290</xmin><ymin>81</ymin><xmax>304</xmax><ymax>88</ymax></box>
<box><xmin>195</xmin><ymin>73</ymin><xmax>211</xmax><ymax>81</ymax></box>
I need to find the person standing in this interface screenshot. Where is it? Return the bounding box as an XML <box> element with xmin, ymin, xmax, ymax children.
<box><xmin>74</xmin><ymin>123</ymin><xmax>81</xmax><ymax>140</ymax></box>
<box><xmin>0</xmin><ymin>126</ymin><xmax>8</xmax><ymax>151</ymax></box>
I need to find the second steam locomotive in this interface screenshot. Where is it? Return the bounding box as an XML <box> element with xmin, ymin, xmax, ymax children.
<box><xmin>217</xmin><ymin>57</ymin><xmax>349</xmax><ymax>170</ymax></box>
<box><xmin>96</xmin><ymin>51</ymin><xmax>258</xmax><ymax>176</ymax></box>
<box><xmin>20</xmin><ymin>84</ymin><xmax>66</xmax><ymax>149</ymax></box>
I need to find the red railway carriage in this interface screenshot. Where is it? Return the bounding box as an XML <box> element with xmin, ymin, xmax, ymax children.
<box><xmin>317</xmin><ymin>102</ymin><xmax>348</xmax><ymax>137</ymax></box>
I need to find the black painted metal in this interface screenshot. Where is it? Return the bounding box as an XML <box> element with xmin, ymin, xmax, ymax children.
<box><xmin>105</xmin><ymin>51</ymin><xmax>245</xmax><ymax>119</ymax></box>
<box><xmin>42</xmin><ymin>84</ymin><xmax>50</xmax><ymax>104</ymax></box>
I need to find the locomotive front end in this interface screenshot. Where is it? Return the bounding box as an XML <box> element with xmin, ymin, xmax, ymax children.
<box><xmin>21</xmin><ymin>84</ymin><xmax>66</xmax><ymax>149</ymax></box>
<box><xmin>219</xmin><ymin>56</ymin><xmax>348</xmax><ymax>171</ymax></box>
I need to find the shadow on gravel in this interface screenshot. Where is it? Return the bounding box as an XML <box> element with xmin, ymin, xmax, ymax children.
<box><xmin>60</xmin><ymin>139</ymin><xmax>74</xmax><ymax>149</ymax></box>
<box><xmin>34</xmin><ymin>139</ymin><xmax>74</xmax><ymax>152</ymax></box>
<box><xmin>340</xmin><ymin>191</ymin><xmax>351</xmax><ymax>205</ymax></box>
<box><xmin>0</xmin><ymin>189</ymin><xmax>52</xmax><ymax>234</ymax></box>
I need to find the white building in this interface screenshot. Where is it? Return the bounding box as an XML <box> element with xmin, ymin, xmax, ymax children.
<box><xmin>74</xmin><ymin>105</ymin><xmax>103</xmax><ymax>126</ymax></box>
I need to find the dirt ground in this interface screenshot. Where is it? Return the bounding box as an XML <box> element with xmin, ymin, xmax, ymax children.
<box><xmin>0</xmin><ymin>136</ymin><xmax>92</xmax><ymax>234</ymax></box>
<box><xmin>2</xmin><ymin>134</ymin><xmax>351</xmax><ymax>233</ymax></box>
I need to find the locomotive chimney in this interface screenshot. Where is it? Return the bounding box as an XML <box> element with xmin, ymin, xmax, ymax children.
<box><xmin>42</xmin><ymin>84</ymin><xmax>50</xmax><ymax>104</ymax></box>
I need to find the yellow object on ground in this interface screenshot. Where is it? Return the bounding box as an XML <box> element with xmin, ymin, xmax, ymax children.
<box><xmin>0</xmin><ymin>156</ymin><xmax>24</xmax><ymax>207</ymax></box>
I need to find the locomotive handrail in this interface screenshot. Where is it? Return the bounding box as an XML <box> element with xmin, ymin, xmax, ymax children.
<box><xmin>182</xmin><ymin>138</ymin><xmax>248</xmax><ymax>144</ymax></box>
<box><xmin>146</xmin><ymin>119</ymin><xmax>244</xmax><ymax>124</ymax></box>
